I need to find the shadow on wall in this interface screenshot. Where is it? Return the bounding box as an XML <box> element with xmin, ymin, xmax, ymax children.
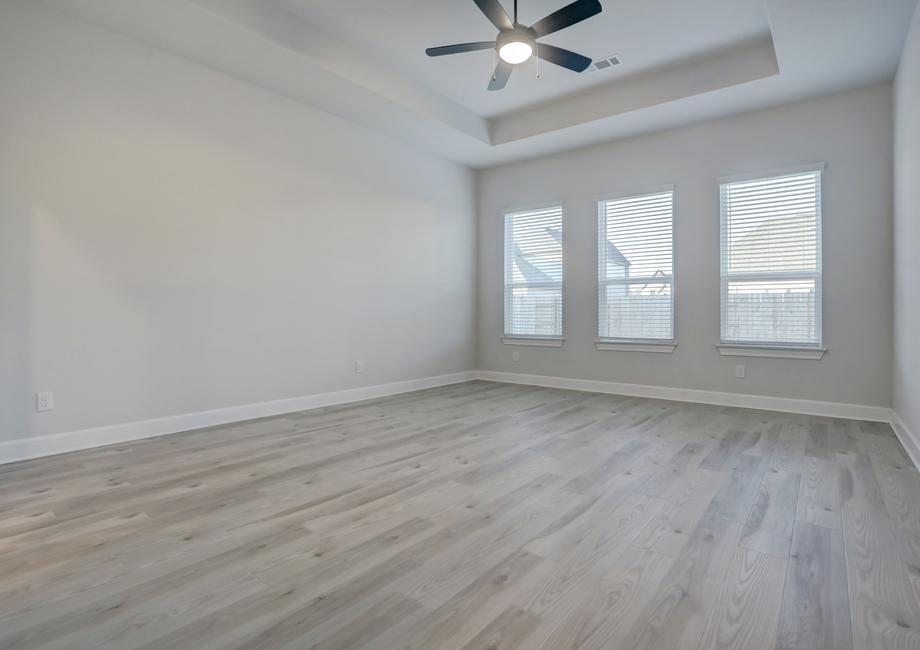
<box><xmin>0</xmin><ymin>201</ymin><xmax>32</xmax><ymax>446</ymax></box>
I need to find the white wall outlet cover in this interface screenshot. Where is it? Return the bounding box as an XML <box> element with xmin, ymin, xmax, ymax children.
<box><xmin>354</xmin><ymin>361</ymin><xmax>365</xmax><ymax>374</ymax></box>
<box><xmin>512</xmin><ymin>350</ymin><xmax>520</xmax><ymax>362</ymax></box>
<box><xmin>36</xmin><ymin>391</ymin><xmax>55</xmax><ymax>412</ymax></box>
<box><xmin>735</xmin><ymin>365</ymin><xmax>746</xmax><ymax>379</ymax></box>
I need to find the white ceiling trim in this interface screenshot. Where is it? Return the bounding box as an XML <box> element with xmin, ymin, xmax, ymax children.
<box><xmin>492</xmin><ymin>34</ymin><xmax>778</xmax><ymax>144</ymax></box>
<box><xmin>191</xmin><ymin>0</ymin><xmax>490</xmax><ymax>144</ymax></box>
<box><xmin>37</xmin><ymin>0</ymin><xmax>918</xmax><ymax>168</ymax></box>
<box><xmin>38</xmin><ymin>0</ymin><xmax>492</xmax><ymax>162</ymax></box>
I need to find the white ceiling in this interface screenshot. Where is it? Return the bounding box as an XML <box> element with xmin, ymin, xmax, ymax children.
<box><xmin>40</xmin><ymin>0</ymin><xmax>919</xmax><ymax>168</ymax></box>
<box><xmin>275</xmin><ymin>0</ymin><xmax>771</xmax><ymax>118</ymax></box>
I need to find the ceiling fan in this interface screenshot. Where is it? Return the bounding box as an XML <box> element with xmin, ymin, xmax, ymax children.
<box><xmin>425</xmin><ymin>0</ymin><xmax>602</xmax><ymax>91</ymax></box>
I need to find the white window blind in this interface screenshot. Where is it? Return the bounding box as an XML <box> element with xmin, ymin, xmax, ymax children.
<box><xmin>720</xmin><ymin>168</ymin><xmax>822</xmax><ymax>347</ymax></box>
<box><xmin>504</xmin><ymin>205</ymin><xmax>563</xmax><ymax>339</ymax></box>
<box><xmin>597</xmin><ymin>190</ymin><xmax>674</xmax><ymax>342</ymax></box>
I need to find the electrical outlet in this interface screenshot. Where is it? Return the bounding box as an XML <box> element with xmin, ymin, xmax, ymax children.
<box><xmin>512</xmin><ymin>350</ymin><xmax>520</xmax><ymax>362</ymax></box>
<box><xmin>36</xmin><ymin>391</ymin><xmax>54</xmax><ymax>412</ymax></box>
<box><xmin>354</xmin><ymin>360</ymin><xmax>365</xmax><ymax>374</ymax></box>
<box><xmin>735</xmin><ymin>364</ymin><xmax>745</xmax><ymax>379</ymax></box>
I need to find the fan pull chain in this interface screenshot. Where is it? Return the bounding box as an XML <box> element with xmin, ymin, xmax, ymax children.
<box><xmin>491</xmin><ymin>49</ymin><xmax>496</xmax><ymax>81</ymax></box>
<box><xmin>536</xmin><ymin>44</ymin><xmax>540</xmax><ymax>79</ymax></box>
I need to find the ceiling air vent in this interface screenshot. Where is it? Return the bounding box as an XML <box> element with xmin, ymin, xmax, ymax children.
<box><xmin>587</xmin><ymin>54</ymin><xmax>621</xmax><ymax>73</ymax></box>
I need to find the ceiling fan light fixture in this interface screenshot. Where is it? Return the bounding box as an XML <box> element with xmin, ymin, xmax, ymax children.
<box><xmin>495</xmin><ymin>27</ymin><xmax>536</xmax><ymax>65</ymax></box>
<box><xmin>498</xmin><ymin>40</ymin><xmax>533</xmax><ymax>64</ymax></box>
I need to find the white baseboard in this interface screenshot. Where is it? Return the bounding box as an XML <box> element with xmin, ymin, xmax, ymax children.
<box><xmin>891</xmin><ymin>411</ymin><xmax>920</xmax><ymax>471</ymax></box>
<box><xmin>1</xmin><ymin>369</ymin><xmax>899</xmax><ymax>468</ymax></box>
<box><xmin>0</xmin><ymin>371</ymin><xmax>475</xmax><ymax>466</ymax></box>
<box><xmin>473</xmin><ymin>370</ymin><xmax>892</xmax><ymax>423</ymax></box>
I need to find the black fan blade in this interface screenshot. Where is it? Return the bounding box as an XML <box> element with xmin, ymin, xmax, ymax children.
<box><xmin>426</xmin><ymin>41</ymin><xmax>496</xmax><ymax>57</ymax></box>
<box><xmin>488</xmin><ymin>60</ymin><xmax>512</xmax><ymax>90</ymax></box>
<box><xmin>537</xmin><ymin>44</ymin><xmax>592</xmax><ymax>72</ymax></box>
<box><xmin>473</xmin><ymin>0</ymin><xmax>513</xmax><ymax>31</ymax></box>
<box><xmin>530</xmin><ymin>0</ymin><xmax>602</xmax><ymax>37</ymax></box>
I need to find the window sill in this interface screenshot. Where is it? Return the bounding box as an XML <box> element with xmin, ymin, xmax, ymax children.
<box><xmin>717</xmin><ymin>344</ymin><xmax>826</xmax><ymax>360</ymax></box>
<box><xmin>501</xmin><ymin>337</ymin><xmax>565</xmax><ymax>348</ymax></box>
<box><xmin>595</xmin><ymin>340</ymin><xmax>676</xmax><ymax>353</ymax></box>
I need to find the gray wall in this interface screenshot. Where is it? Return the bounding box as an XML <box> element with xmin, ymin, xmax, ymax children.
<box><xmin>0</xmin><ymin>0</ymin><xmax>904</xmax><ymax>448</ymax></box>
<box><xmin>477</xmin><ymin>84</ymin><xmax>894</xmax><ymax>407</ymax></box>
<box><xmin>894</xmin><ymin>4</ymin><xmax>920</xmax><ymax>433</ymax></box>
<box><xmin>0</xmin><ymin>1</ymin><xmax>477</xmax><ymax>442</ymax></box>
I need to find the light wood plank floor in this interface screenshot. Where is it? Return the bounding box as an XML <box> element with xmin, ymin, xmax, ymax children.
<box><xmin>2</xmin><ymin>381</ymin><xmax>919</xmax><ymax>649</ymax></box>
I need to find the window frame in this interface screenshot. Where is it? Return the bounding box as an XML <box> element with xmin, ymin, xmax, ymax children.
<box><xmin>502</xmin><ymin>202</ymin><xmax>565</xmax><ymax>346</ymax></box>
<box><xmin>595</xmin><ymin>185</ymin><xmax>677</xmax><ymax>351</ymax></box>
<box><xmin>717</xmin><ymin>163</ymin><xmax>825</xmax><ymax>354</ymax></box>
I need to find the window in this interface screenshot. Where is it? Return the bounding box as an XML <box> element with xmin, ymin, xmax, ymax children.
<box><xmin>720</xmin><ymin>166</ymin><xmax>823</xmax><ymax>349</ymax></box>
<box><xmin>597</xmin><ymin>189</ymin><xmax>674</xmax><ymax>345</ymax></box>
<box><xmin>504</xmin><ymin>205</ymin><xmax>563</xmax><ymax>341</ymax></box>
